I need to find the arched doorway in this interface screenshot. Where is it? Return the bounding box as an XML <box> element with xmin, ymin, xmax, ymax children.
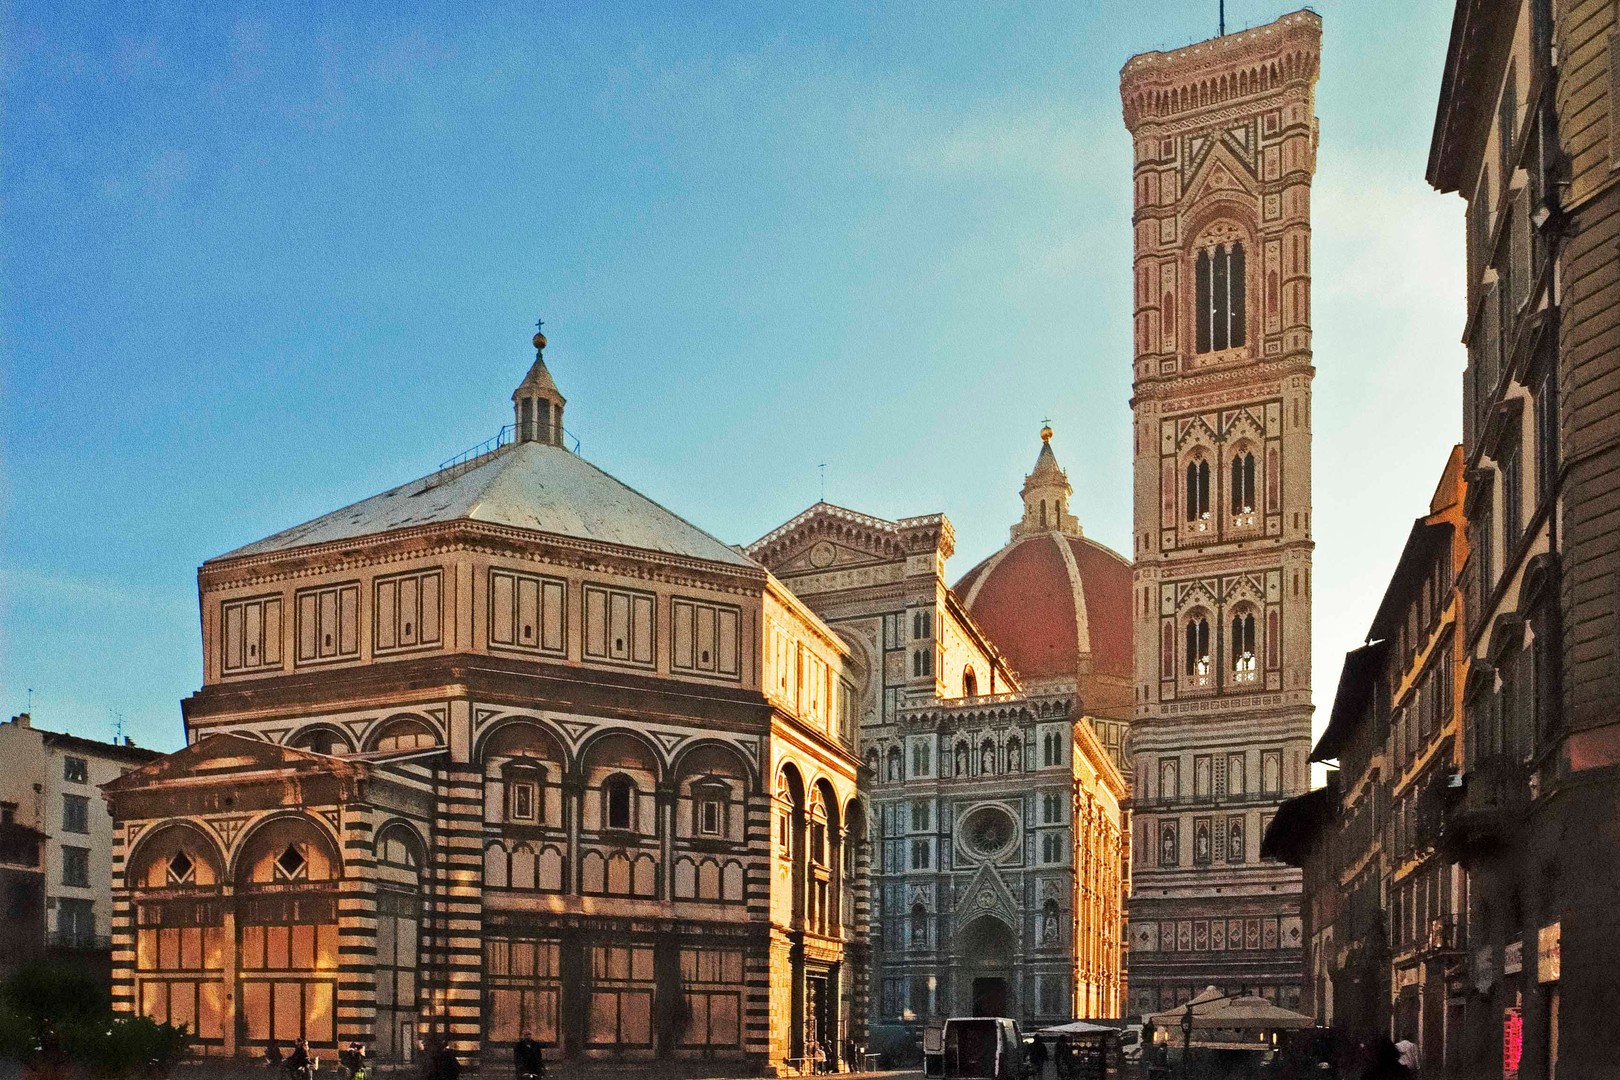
<box><xmin>958</xmin><ymin>915</ymin><xmax>1017</xmax><ymax>1018</ymax></box>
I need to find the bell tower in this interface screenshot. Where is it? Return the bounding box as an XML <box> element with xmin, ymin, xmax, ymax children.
<box><xmin>1120</xmin><ymin>10</ymin><xmax>1320</xmax><ymax>1014</ymax></box>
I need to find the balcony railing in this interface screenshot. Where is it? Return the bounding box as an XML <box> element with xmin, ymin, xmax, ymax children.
<box><xmin>1440</xmin><ymin>754</ymin><xmax>1525</xmax><ymax>858</ymax></box>
<box><xmin>47</xmin><ymin>931</ymin><xmax>111</xmax><ymax>951</ymax></box>
<box><xmin>1425</xmin><ymin>915</ymin><xmax>1463</xmax><ymax>956</ymax></box>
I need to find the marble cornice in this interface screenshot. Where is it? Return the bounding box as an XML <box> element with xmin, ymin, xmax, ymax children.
<box><xmin>199</xmin><ymin>520</ymin><xmax>767</xmax><ymax>597</ymax></box>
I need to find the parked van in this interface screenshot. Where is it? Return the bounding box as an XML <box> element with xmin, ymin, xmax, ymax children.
<box><xmin>924</xmin><ymin>1017</ymin><xmax>1023</xmax><ymax>1080</ymax></box>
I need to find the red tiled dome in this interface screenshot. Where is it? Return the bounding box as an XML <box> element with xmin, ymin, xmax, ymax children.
<box><xmin>955</xmin><ymin>532</ymin><xmax>1133</xmax><ymax>687</ymax></box>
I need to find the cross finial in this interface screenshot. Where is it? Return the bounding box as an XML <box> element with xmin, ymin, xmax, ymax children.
<box><xmin>535</xmin><ymin>317</ymin><xmax>545</xmax><ymax>333</ymax></box>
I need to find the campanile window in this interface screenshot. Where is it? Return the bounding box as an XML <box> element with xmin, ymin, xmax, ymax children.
<box><xmin>1184</xmin><ymin>617</ymin><xmax>1211</xmax><ymax>683</ymax></box>
<box><xmin>1195</xmin><ymin>240</ymin><xmax>1246</xmax><ymax>354</ymax></box>
<box><xmin>1186</xmin><ymin>458</ymin><xmax>1212</xmax><ymax>522</ymax></box>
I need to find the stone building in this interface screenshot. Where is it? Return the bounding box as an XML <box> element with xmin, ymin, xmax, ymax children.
<box><xmin>1426</xmin><ymin>0</ymin><xmax>1620</xmax><ymax>1075</ymax></box>
<box><xmin>1266</xmin><ymin>448</ymin><xmax>1470</xmax><ymax>1077</ymax></box>
<box><xmin>104</xmin><ymin>335</ymin><xmax>864</xmax><ymax>1069</ymax></box>
<box><xmin>0</xmin><ymin>799</ymin><xmax>48</xmax><ymax>981</ymax></box>
<box><xmin>1119</xmin><ymin>10</ymin><xmax>1321</xmax><ymax>1013</ymax></box>
<box><xmin>746</xmin><ymin>430</ymin><xmax>1129</xmax><ymax>1034</ymax></box>
<box><xmin>0</xmin><ymin>713</ymin><xmax>159</xmax><ymax>982</ymax></box>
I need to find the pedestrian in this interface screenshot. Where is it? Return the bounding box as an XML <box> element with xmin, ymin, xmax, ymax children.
<box><xmin>1028</xmin><ymin>1037</ymin><xmax>1048</xmax><ymax>1080</ymax></box>
<box><xmin>1395</xmin><ymin>1039</ymin><xmax>1417</xmax><ymax>1073</ymax></box>
<box><xmin>430</xmin><ymin>1041</ymin><xmax>460</xmax><ymax>1080</ymax></box>
<box><xmin>264</xmin><ymin>1041</ymin><xmax>284</xmax><ymax>1070</ymax></box>
<box><xmin>515</xmin><ymin>1029</ymin><xmax>545</xmax><ymax>1080</ymax></box>
<box><xmin>1054</xmin><ymin>1038</ymin><xmax>1073</xmax><ymax>1080</ymax></box>
<box><xmin>1367</xmin><ymin>1037</ymin><xmax>1412</xmax><ymax>1080</ymax></box>
<box><xmin>284</xmin><ymin>1039</ymin><xmax>312</xmax><ymax>1080</ymax></box>
<box><xmin>340</xmin><ymin>1041</ymin><xmax>366</xmax><ymax>1080</ymax></box>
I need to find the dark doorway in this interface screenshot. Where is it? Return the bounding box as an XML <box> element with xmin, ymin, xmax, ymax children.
<box><xmin>808</xmin><ymin>975</ymin><xmax>831</xmax><ymax>1047</ymax></box>
<box><xmin>972</xmin><ymin>977</ymin><xmax>1009</xmax><ymax>1017</ymax></box>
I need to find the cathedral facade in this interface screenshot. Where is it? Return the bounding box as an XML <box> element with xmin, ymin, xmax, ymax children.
<box><xmin>105</xmin><ymin>338</ymin><xmax>865</xmax><ymax>1070</ymax></box>
<box><xmin>1119</xmin><ymin>10</ymin><xmax>1320</xmax><ymax>1013</ymax></box>
<box><xmin>748</xmin><ymin>431</ymin><xmax>1129</xmax><ymax>1036</ymax></box>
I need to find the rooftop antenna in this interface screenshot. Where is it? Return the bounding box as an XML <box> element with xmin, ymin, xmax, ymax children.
<box><xmin>1219</xmin><ymin>0</ymin><xmax>1226</xmax><ymax>35</ymax></box>
<box><xmin>818</xmin><ymin>463</ymin><xmax>827</xmax><ymax>502</ymax></box>
<box><xmin>26</xmin><ymin>688</ymin><xmax>33</xmax><ymax>713</ymax></box>
<box><xmin>111</xmin><ymin>709</ymin><xmax>126</xmax><ymax>745</ymax></box>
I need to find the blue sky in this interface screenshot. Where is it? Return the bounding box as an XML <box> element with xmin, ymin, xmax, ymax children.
<box><xmin>2</xmin><ymin>1</ymin><xmax>1465</xmax><ymax>752</ymax></box>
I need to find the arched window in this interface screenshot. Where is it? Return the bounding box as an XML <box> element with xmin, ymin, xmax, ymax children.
<box><xmin>1231</xmin><ymin>451</ymin><xmax>1257</xmax><ymax>515</ymax></box>
<box><xmin>980</xmin><ymin>739</ymin><xmax>997</xmax><ymax>775</ymax></box>
<box><xmin>1040</xmin><ymin>501</ymin><xmax>1048</xmax><ymax>527</ymax></box>
<box><xmin>1231</xmin><ymin>612</ymin><xmax>1258</xmax><ymax>683</ymax></box>
<box><xmin>1185</xmin><ymin>616</ymin><xmax>1211</xmax><ymax>683</ymax></box>
<box><xmin>963</xmin><ymin>667</ymin><xmax>978</xmax><ymax>697</ymax></box>
<box><xmin>602</xmin><ymin>775</ymin><xmax>636</xmax><ymax>831</ymax></box>
<box><xmin>371</xmin><ymin>716</ymin><xmax>437</xmax><ymax>752</ymax></box>
<box><xmin>910</xmin><ymin>903</ymin><xmax>928</xmax><ymax>947</ymax></box>
<box><xmin>1195</xmin><ymin>240</ymin><xmax>1246</xmax><ymax>354</ymax></box>
<box><xmin>1185</xmin><ymin>458</ymin><xmax>1211</xmax><ymax>522</ymax></box>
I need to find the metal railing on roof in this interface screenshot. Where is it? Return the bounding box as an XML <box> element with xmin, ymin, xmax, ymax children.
<box><xmin>432</xmin><ymin>424</ymin><xmax>584</xmax><ymax>484</ymax></box>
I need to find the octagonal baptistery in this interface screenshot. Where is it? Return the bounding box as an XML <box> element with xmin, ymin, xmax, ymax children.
<box><xmin>954</xmin><ymin>428</ymin><xmax>1133</xmax><ymax>769</ymax></box>
<box><xmin>105</xmin><ymin>332</ymin><xmax>865</xmax><ymax>1073</ymax></box>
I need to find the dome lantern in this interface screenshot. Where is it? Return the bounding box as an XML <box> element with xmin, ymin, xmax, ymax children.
<box><xmin>1012</xmin><ymin>424</ymin><xmax>1081</xmax><ymax>541</ymax></box>
<box><xmin>512</xmin><ymin>321</ymin><xmax>567</xmax><ymax>447</ymax></box>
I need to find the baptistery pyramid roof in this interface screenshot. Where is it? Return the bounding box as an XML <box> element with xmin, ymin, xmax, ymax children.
<box><xmin>218</xmin><ymin>440</ymin><xmax>753</xmax><ymax>568</ymax></box>
<box><xmin>215</xmin><ymin>337</ymin><xmax>753</xmax><ymax>570</ymax></box>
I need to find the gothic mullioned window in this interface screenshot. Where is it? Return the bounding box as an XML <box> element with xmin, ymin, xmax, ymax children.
<box><xmin>1194</xmin><ymin>237</ymin><xmax>1246</xmax><ymax>354</ymax></box>
<box><xmin>1185</xmin><ymin>457</ymin><xmax>1212</xmax><ymax>524</ymax></box>
<box><xmin>1230</xmin><ymin>611</ymin><xmax>1258</xmax><ymax>683</ymax></box>
<box><xmin>1230</xmin><ymin>449</ymin><xmax>1257</xmax><ymax>520</ymax></box>
<box><xmin>1184</xmin><ymin>616</ymin><xmax>1211</xmax><ymax>685</ymax></box>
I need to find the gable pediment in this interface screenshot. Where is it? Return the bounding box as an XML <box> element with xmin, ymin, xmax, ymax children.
<box><xmin>1183</xmin><ymin>139</ymin><xmax>1258</xmax><ymax>206</ymax></box>
<box><xmin>954</xmin><ymin>858</ymin><xmax>1020</xmax><ymax>926</ymax></box>
<box><xmin>103</xmin><ymin>731</ymin><xmax>361</xmax><ymax>793</ymax></box>
<box><xmin>748</xmin><ymin>504</ymin><xmax>909</xmax><ymax>573</ymax></box>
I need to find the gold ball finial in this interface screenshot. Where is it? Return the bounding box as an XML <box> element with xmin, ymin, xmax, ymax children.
<box><xmin>532</xmin><ymin>331</ymin><xmax>547</xmax><ymax>352</ymax></box>
<box><xmin>1040</xmin><ymin>424</ymin><xmax>1054</xmax><ymax>443</ymax></box>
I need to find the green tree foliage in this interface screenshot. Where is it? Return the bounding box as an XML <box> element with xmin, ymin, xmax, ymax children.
<box><xmin>0</xmin><ymin>962</ymin><xmax>192</xmax><ymax>1078</ymax></box>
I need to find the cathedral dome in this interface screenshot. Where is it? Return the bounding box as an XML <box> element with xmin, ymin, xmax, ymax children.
<box><xmin>953</xmin><ymin>429</ymin><xmax>1133</xmax><ymax>697</ymax></box>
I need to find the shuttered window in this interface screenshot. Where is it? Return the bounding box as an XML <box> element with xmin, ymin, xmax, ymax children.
<box><xmin>670</xmin><ymin>597</ymin><xmax>740</xmax><ymax>679</ymax></box>
<box><xmin>221</xmin><ymin>595</ymin><xmax>284</xmax><ymax>674</ymax></box>
<box><xmin>583</xmin><ymin>584</ymin><xmax>655</xmax><ymax>667</ymax></box>
<box><xmin>489</xmin><ymin>569</ymin><xmax>566</xmax><ymax>656</ymax></box>
<box><xmin>374</xmin><ymin>570</ymin><xmax>443</xmax><ymax>654</ymax></box>
<box><xmin>294</xmin><ymin>584</ymin><xmax>360</xmax><ymax>665</ymax></box>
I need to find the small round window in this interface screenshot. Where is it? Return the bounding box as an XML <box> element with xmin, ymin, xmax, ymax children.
<box><xmin>961</xmin><ymin>805</ymin><xmax>1017</xmax><ymax>857</ymax></box>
